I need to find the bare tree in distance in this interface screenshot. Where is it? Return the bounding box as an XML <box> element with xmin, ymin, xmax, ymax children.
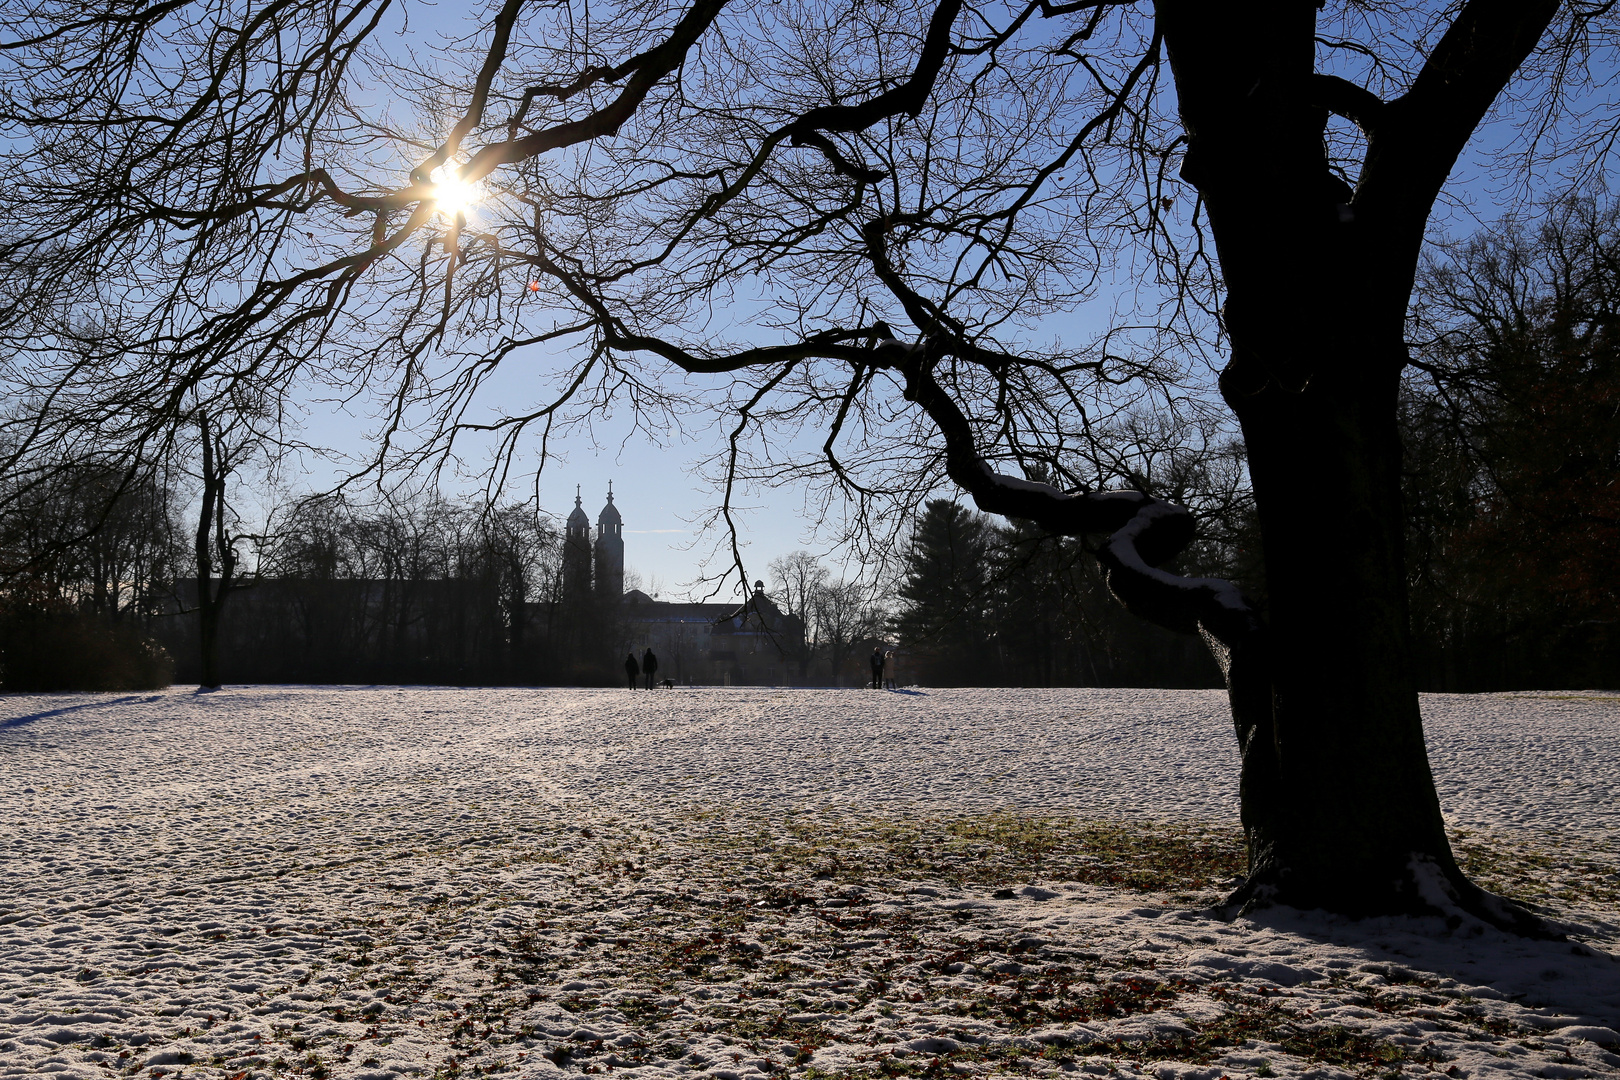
<box><xmin>0</xmin><ymin>452</ymin><xmax>181</xmax><ymax>690</ymax></box>
<box><xmin>1403</xmin><ymin>191</ymin><xmax>1620</xmax><ymax>690</ymax></box>
<box><xmin>768</xmin><ymin>550</ymin><xmax>829</xmax><ymax>680</ymax></box>
<box><xmin>767</xmin><ymin>552</ymin><xmax>829</xmax><ymax>626</ymax></box>
<box><xmin>811</xmin><ymin>577</ymin><xmax>887</xmax><ymax>688</ymax></box>
<box><xmin>768</xmin><ymin>550</ymin><xmax>885</xmax><ymax>684</ymax></box>
<box><xmin>0</xmin><ymin>0</ymin><xmax>1611</xmax><ymax>927</ymax></box>
<box><xmin>192</xmin><ymin>410</ymin><xmax>267</xmax><ymax>691</ymax></box>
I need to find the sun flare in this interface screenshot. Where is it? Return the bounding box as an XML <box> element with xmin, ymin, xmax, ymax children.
<box><xmin>428</xmin><ymin>174</ymin><xmax>478</xmax><ymax>216</ymax></box>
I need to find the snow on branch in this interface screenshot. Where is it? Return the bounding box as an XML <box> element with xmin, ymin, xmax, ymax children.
<box><xmin>877</xmin><ymin>339</ymin><xmax>1260</xmax><ymax>649</ymax></box>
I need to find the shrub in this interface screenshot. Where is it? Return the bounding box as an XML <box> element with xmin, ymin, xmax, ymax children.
<box><xmin>0</xmin><ymin>608</ymin><xmax>173</xmax><ymax>691</ymax></box>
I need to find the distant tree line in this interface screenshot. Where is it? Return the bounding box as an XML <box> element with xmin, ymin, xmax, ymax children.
<box><xmin>1402</xmin><ymin>195</ymin><xmax>1620</xmax><ymax>691</ymax></box>
<box><xmin>765</xmin><ymin>551</ymin><xmax>888</xmax><ymax>686</ymax></box>
<box><xmin>886</xmin><ymin>497</ymin><xmax>1241</xmax><ymax>689</ymax></box>
<box><xmin>0</xmin><ymin>463</ymin><xmax>179</xmax><ymax>690</ymax></box>
<box><xmin>171</xmin><ymin>493</ymin><xmax>614</xmax><ymax>686</ymax></box>
<box><xmin>0</xmin><ymin>476</ymin><xmax>628</xmax><ymax>689</ymax></box>
<box><xmin>767</xmin><ymin>407</ymin><xmax>1255</xmax><ymax>689</ymax></box>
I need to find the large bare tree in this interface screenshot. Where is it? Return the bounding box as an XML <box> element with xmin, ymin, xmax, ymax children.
<box><xmin>0</xmin><ymin>0</ymin><xmax>1608</xmax><ymax>925</ymax></box>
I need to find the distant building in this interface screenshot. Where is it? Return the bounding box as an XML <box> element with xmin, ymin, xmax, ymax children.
<box><xmin>623</xmin><ymin>580</ymin><xmax>804</xmax><ymax>685</ymax></box>
<box><xmin>556</xmin><ymin>484</ymin><xmax>805</xmax><ymax>684</ymax></box>
<box><xmin>563</xmin><ymin>483</ymin><xmax>626</xmax><ymax>602</ymax></box>
<box><xmin>594</xmin><ymin>486</ymin><xmax>624</xmax><ymax>599</ymax></box>
<box><xmin>563</xmin><ymin>487</ymin><xmax>593</xmax><ymax>601</ymax></box>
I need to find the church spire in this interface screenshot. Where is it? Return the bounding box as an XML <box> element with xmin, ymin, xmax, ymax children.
<box><xmin>595</xmin><ymin>480</ymin><xmax>624</xmax><ymax>598</ymax></box>
<box><xmin>563</xmin><ymin>483</ymin><xmax>592</xmax><ymax>599</ymax></box>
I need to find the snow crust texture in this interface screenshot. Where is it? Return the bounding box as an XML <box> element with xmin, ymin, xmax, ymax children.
<box><xmin>2</xmin><ymin>686</ymin><xmax>1618</xmax><ymax>1080</ymax></box>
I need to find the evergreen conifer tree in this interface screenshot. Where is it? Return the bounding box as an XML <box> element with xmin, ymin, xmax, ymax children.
<box><xmin>893</xmin><ymin>500</ymin><xmax>993</xmax><ymax>683</ymax></box>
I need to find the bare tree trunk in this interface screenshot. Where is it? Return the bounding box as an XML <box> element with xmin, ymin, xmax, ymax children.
<box><xmin>194</xmin><ymin>413</ymin><xmax>238</xmax><ymax>691</ymax></box>
<box><xmin>1218</xmin><ymin>369</ymin><xmax>1464</xmax><ymax>914</ymax></box>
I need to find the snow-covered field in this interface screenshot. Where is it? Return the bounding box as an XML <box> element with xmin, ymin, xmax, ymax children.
<box><xmin>3</xmin><ymin>686</ymin><xmax>1619</xmax><ymax>1080</ymax></box>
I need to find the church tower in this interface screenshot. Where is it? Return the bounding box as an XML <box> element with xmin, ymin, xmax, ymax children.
<box><xmin>563</xmin><ymin>486</ymin><xmax>593</xmax><ymax>599</ymax></box>
<box><xmin>594</xmin><ymin>483</ymin><xmax>624</xmax><ymax>599</ymax></box>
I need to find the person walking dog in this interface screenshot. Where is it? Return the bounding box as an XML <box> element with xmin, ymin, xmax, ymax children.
<box><xmin>642</xmin><ymin>648</ymin><xmax>659</xmax><ymax>690</ymax></box>
<box><xmin>624</xmin><ymin>652</ymin><xmax>640</xmax><ymax>690</ymax></box>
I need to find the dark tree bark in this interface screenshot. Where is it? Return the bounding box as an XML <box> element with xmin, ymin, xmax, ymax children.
<box><xmin>1154</xmin><ymin>0</ymin><xmax>1558</xmax><ymax>925</ymax></box>
<box><xmin>193</xmin><ymin>413</ymin><xmax>240</xmax><ymax>692</ymax></box>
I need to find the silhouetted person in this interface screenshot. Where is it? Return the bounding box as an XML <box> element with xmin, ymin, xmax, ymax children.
<box><xmin>642</xmin><ymin>648</ymin><xmax>659</xmax><ymax>689</ymax></box>
<box><xmin>884</xmin><ymin>650</ymin><xmax>897</xmax><ymax>690</ymax></box>
<box><xmin>624</xmin><ymin>652</ymin><xmax>639</xmax><ymax>690</ymax></box>
<box><xmin>870</xmin><ymin>647</ymin><xmax>884</xmax><ymax>690</ymax></box>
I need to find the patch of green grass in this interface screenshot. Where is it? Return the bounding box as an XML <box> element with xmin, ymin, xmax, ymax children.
<box><xmin>676</xmin><ymin>809</ymin><xmax>1248</xmax><ymax>897</ymax></box>
<box><xmin>705</xmin><ymin>809</ymin><xmax>1620</xmax><ymax>914</ymax></box>
<box><xmin>1451</xmin><ymin>828</ymin><xmax>1620</xmax><ymax>908</ymax></box>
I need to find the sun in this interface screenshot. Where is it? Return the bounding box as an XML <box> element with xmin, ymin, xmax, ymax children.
<box><xmin>428</xmin><ymin>173</ymin><xmax>478</xmax><ymax>216</ymax></box>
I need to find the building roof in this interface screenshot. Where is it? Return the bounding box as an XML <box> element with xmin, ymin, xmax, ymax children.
<box><xmin>620</xmin><ymin>587</ymin><xmax>803</xmax><ymax>639</ymax></box>
<box><xmin>624</xmin><ymin>590</ymin><xmax>732</xmax><ymax>622</ymax></box>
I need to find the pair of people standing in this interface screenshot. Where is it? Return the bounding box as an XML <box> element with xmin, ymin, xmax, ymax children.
<box><xmin>869</xmin><ymin>647</ymin><xmax>896</xmax><ymax>690</ymax></box>
<box><xmin>624</xmin><ymin>648</ymin><xmax>659</xmax><ymax>689</ymax></box>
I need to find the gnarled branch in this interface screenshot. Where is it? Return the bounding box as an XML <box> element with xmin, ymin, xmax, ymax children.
<box><xmin>870</xmin><ymin>337</ymin><xmax>1260</xmax><ymax>651</ymax></box>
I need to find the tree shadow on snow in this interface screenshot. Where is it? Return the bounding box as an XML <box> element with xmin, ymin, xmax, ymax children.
<box><xmin>0</xmin><ymin>693</ymin><xmax>164</xmax><ymax>729</ymax></box>
<box><xmin>1212</xmin><ymin>902</ymin><xmax>1620</xmax><ymax>1031</ymax></box>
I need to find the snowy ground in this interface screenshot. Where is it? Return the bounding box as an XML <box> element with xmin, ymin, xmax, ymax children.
<box><xmin>2</xmin><ymin>686</ymin><xmax>1619</xmax><ymax>1080</ymax></box>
